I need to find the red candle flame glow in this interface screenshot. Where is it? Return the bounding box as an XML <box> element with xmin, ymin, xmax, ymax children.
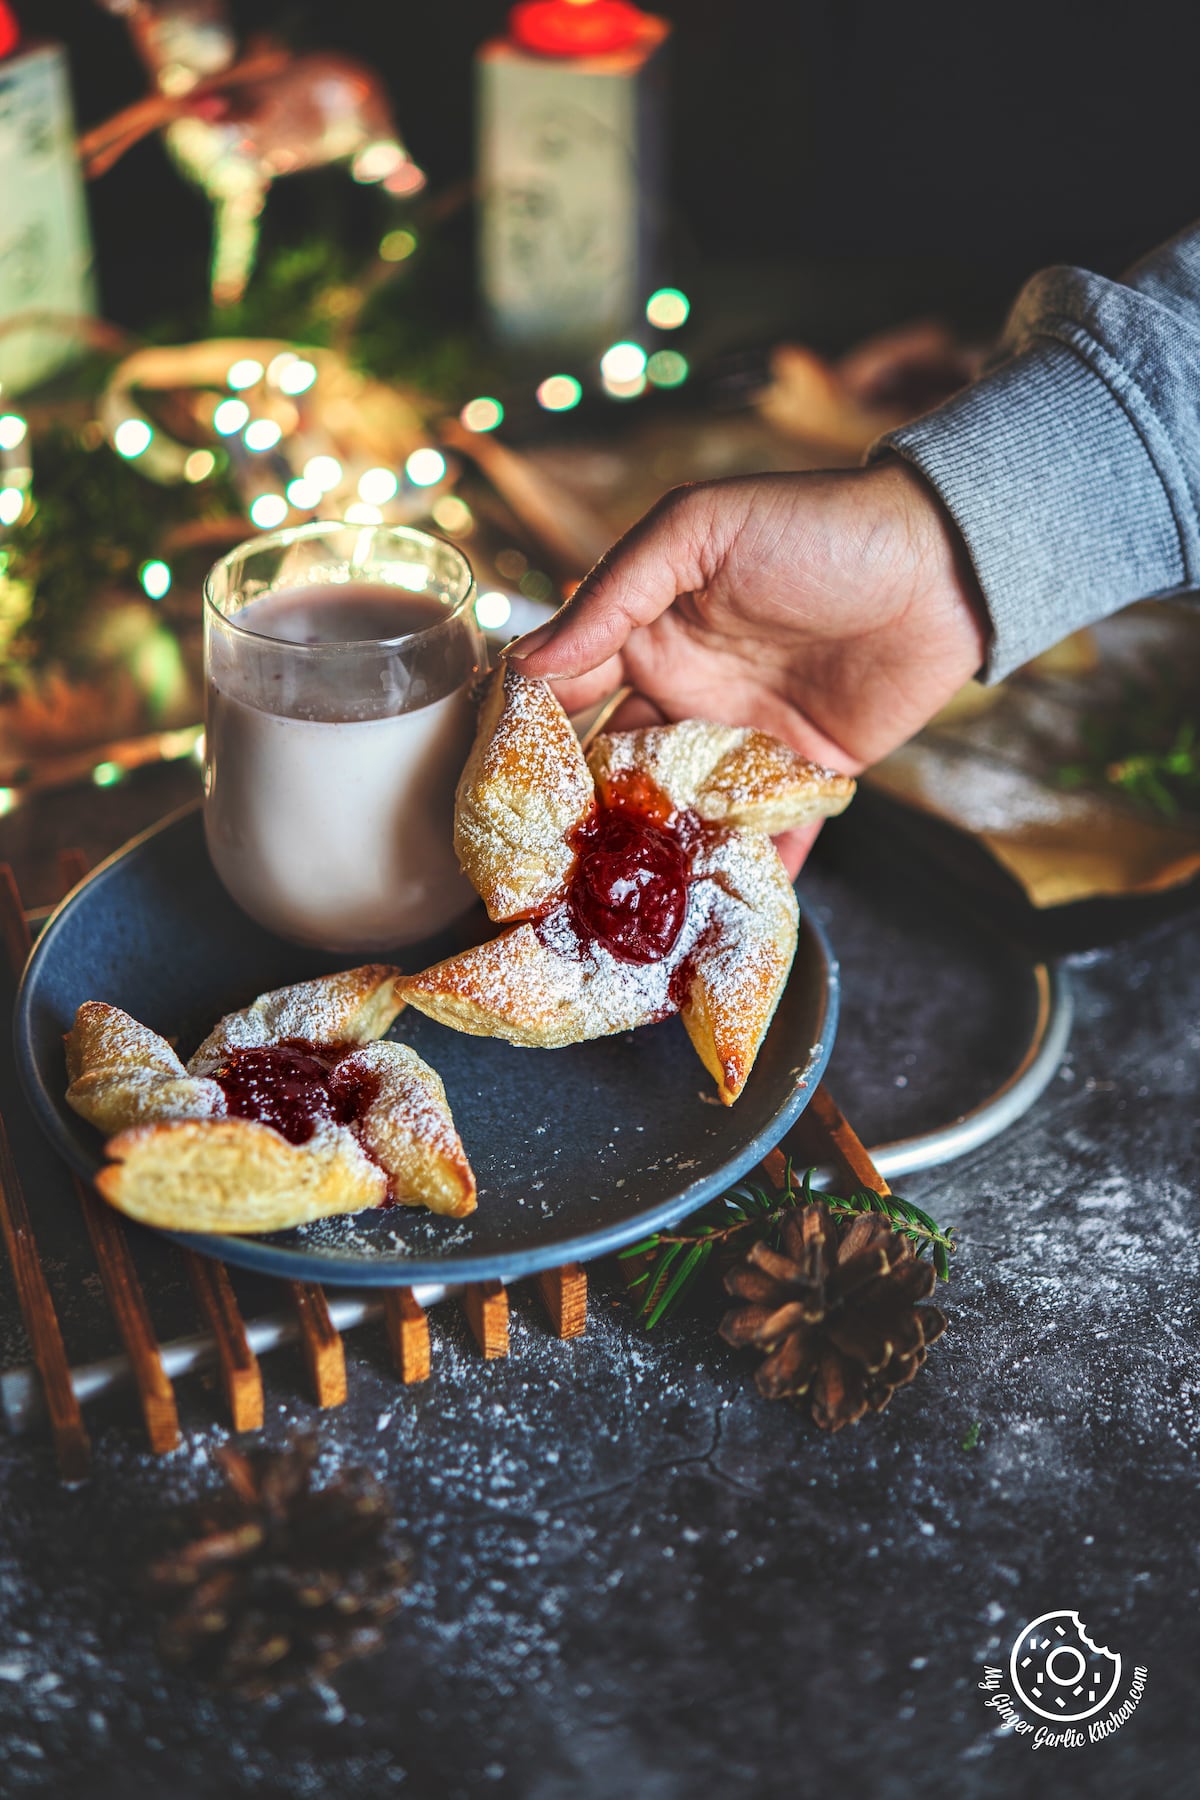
<box><xmin>509</xmin><ymin>0</ymin><xmax>648</xmax><ymax>57</ymax></box>
<box><xmin>0</xmin><ymin>3</ymin><xmax>19</xmax><ymax>60</ymax></box>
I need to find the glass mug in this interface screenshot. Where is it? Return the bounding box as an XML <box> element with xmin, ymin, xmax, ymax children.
<box><xmin>203</xmin><ymin>522</ymin><xmax>486</xmax><ymax>952</ymax></box>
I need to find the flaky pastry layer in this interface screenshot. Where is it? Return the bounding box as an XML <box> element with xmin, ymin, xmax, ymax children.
<box><xmin>404</xmin><ymin>669</ymin><xmax>851</xmax><ymax>1103</ymax></box>
<box><xmin>65</xmin><ymin>968</ymin><xmax>474</xmax><ymax>1229</ymax></box>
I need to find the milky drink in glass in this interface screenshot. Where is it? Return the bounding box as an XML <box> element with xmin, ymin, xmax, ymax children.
<box><xmin>204</xmin><ymin>525</ymin><xmax>485</xmax><ymax>952</ymax></box>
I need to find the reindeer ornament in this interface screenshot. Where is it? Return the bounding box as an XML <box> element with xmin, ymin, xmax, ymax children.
<box><xmin>92</xmin><ymin>0</ymin><xmax>422</xmax><ymax>307</ymax></box>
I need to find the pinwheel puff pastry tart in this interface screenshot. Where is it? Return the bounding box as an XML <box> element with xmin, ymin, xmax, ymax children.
<box><xmin>65</xmin><ymin>966</ymin><xmax>475</xmax><ymax>1232</ymax></box>
<box><xmin>397</xmin><ymin>666</ymin><xmax>855</xmax><ymax>1104</ymax></box>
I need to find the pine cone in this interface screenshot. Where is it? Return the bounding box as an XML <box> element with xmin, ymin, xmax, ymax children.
<box><xmin>719</xmin><ymin>1203</ymin><xmax>947</xmax><ymax>1430</ymax></box>
<box><xmin>145</xmin><ymin>1436</ymin><xmax>411</xmax><ymax>1699</ymax></box>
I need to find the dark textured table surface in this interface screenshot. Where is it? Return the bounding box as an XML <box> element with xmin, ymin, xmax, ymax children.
<box><xmin>0</xmin><ymin>766</ymin><xmax>1196</xmax><ymax>1800</ymax></box>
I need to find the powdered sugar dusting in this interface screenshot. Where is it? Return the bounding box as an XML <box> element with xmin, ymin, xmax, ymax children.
<box><xmin>340</xmin><ymin>1042</ymin><xmax>475</xmax><ymax>1214</ymax></box>
<box><xmin>589</xmin><ymin>723</ymin><xmax>854</xmax><ymax>831</ymax></box>
<box><xmin>409</xmin><ymin>702</ymin><xmax>813</xmax><ymax>1095</ymax></box>
<box><xmin>454</xmin><ymin>666</ymin><xmax>593</xmax><ymax>921</ymax></box>
<box><xmin>65</xmin><ymin>1005</ymin><xmax>225</xmax><ymax>1132</ymax></box>
<box><xmin>187</xmin><ymin>967</ymin><xmax>400</xmax><ymax>1074</ymax></box>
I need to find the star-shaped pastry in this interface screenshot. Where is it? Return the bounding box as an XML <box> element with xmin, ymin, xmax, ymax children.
<box><xmin>65</xmin><ymin>966</ymin><xmax>475</xmax><ymax>1231</ymax></box>
<box><xmin>397</xmin><ymin>666</ymin><xmax>855</xmax><ymax>1103</ymax></box>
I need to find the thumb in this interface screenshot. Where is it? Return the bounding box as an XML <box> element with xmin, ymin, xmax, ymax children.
<box><xmin>510</xmin><ymin>484</ymin><xmax>718</xmax><ymax>680</ymax></box>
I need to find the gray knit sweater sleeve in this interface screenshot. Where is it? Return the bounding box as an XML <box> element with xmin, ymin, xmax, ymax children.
<box><xmin>872</xmin><ymin>223</ymin><xmax>1200</xmax><ymax>680</ymax></box>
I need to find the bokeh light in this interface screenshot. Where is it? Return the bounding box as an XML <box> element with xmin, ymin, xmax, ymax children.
<box><xmin>0</xmin><ymin>414</ymin><xmax>27</xmax><ymax>451</ymax></box>
<box><xmin>600</xmin><ymin>342</ymin><xmax>647</xmax><ymax>385</ymax></box>
<box><xmin>432</xmin><ymin>495</ymin><xmax>473</xmax><ymax>534</ymax></box>
<box><xmin>647</xmin><ymin>349</ymin><xmax>690</xmax><ymax>388</ymax></box>
<box><xmin>303</xmin><ymin>455</ymin><xmax>343</xmax><ymax>492</ymax></box>
<box><xmin>0</xmin><ymin>487</ymin><xmax>24</xmax><ymax>526</ymax></box>
<box><xmin>352</xmin><ymin>140</ymin><xmax>406</xmax><ymax>183</ymax></box>
<box><xmin>519</xmin><ymin>569</ymin><xmax>554</xmax><ymax>604</ymax></box>
<box><xmin>91</xmin><ymin>761</ymin><xmax>122</xmax><ymax>787</ymax></box>
<box><xmin>183</xmin><ymin>449</ymin><xmax>216</xmax><ymax>481</ymax></box>
<box><xmin>249</xmin><ymin>492</ymin><xmax>288</xmax><ymax>528</ymax></box>
<box><xmin>139</xmin><ymin>559</ymin><xmax>172</xmax><ymax>600</ymax></box>
<box><xmin>495</xmin><ymin>547</ymin><xmax>527</xmax><ymax>580</ymax></box>
<box><xmin>460</xmin><ymin>396</ymin><xmax>504</xmax><ymax>433</ymax></box>
<box><xmin>358</xmin><ymin>467</ymin><xmax>399</xmax><ymax>505</ymax></box>
<box><xmin>276</xmin><ymin>358</ymin><xmax>317</xmax><ymax>396</ymax></box>
<box><xmin>405</xmin><ymin>447</ymin><xmax>447</xmax><ymax>487</ymax></box>
<box><xmin>113</xmin><ymin>418</ymin><xmax>153</xmax><ymax>458</ymax></box>
<box><xmin>380</xmin><ymin>229</ymin><xmax>417</xmax><ymax>263</ymax></box>
<box><xmin>243</xmin><ymin>418</ymin><xmax>283</xmax><ymax>452</ymax></box>
<box><xmin>286</xmin><ymin>476</ymin><xmax>322</xmax><ymax>510</ymax></box>
<box><xmin>645</xmin><ymin>288</ymin><xmax>690</xmax><ymax>330</ymax></box>
<box><xmin>227</xmin><ymin>359</ymin><xmax>264</xmax><ymax>390</ymax></box>
<box><xmin>383</xmin><ymin>161</ymin><xmax>427</xmax><ymax>197</ymax></box>
<box><xmin>475</xmin><ymin>590</ymin><xmax>513</xmax><ymax>630</ymax></box>
<box><xmin>536</xmin><ymin>374</ymin><xmax>582</xmax><ymax>412</ymax></box>
<box><xmin>344</xmin><ymin>502</ymin><xmax>384</xmax><ymax>525</ymax></box>
<box><xmin>213</xmin><ymin>398</ymin><xmax>250</xmax><ymax>435</ymax></box>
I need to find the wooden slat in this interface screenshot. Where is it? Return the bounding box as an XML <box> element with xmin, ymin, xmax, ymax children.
<box><xmin>0</xmin><ymin>862</ymin><xmax>31</xmax><ymax>974</ymax></box>
<box><xmin>462</xmin><ymin>1280</ymin><xmax>509</xmax><ymax>1358</ymax></box>
<box><xmin>0</xmin><ymin>862</ymin><xmax>91</xmax><ymax>1480</ymax></box>
<box><xmin>288</xmin><ymin>1281</ymin><xmax>346</xmax><ymax>1408</ymax></box>
<box><xmin>788</xmin><ymin>1080</ymin><xmax>892</xmax><ymax>1195</ymax></box>
<box><xmin>0</xmin><ymin>1116</ymin><xmax>91</xmax><ymax>1481</ymax></box>
<box><xmin>383</xmin><ymin>1289</ymin><xmax>430</xmax><ymax>1384</ymax></box>
<box><xmin>535</xmin><ymin>1263</ymin><xmax>587</xmax><ymax>1338</ymax></box>
<box><xmin>39</xmin><ymin>850</ymin><xmax>179</xmax><ymax>1453</ymax></box>
<box><xmin>806</xmin><ymin>1085</ymin><xmax>891</xmax><ymax>1195</ymax></box>
<box><xmin>76</xmin><ymin>1178</ymin><xmax>179</xmax><ymax>1452</ymax></box>
<box><xmin>56</xmin><ymin>847</ymin><xmax>91</xmax><ymax>894</ymax></box>
<box><xmin>185</xmin><ymin>1252</ymin><xmax>263</xmax><ymax>1431</ymax></box>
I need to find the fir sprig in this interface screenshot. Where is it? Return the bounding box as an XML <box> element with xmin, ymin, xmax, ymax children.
<box><xmin>619</xmin><ymin>1163</ymin><xmax>955</xmax><ymax>1329</ymax></box>
<box><xmin>1056</xmin><ymin>679</ymin><xmax>1200</xmax><ymax>819</ymax></box>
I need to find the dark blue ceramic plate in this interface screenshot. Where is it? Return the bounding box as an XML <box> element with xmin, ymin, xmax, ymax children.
<box><xmin>14</xmin><ymin>806</ymin><xmax>837</xmax><ymax>1287</ymax></box>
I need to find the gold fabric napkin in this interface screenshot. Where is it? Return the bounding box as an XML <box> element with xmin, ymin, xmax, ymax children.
<box><xmin>865</xmin><ymin>602</ymin><xmax>1200</xmax><ymax>908</ymax></box>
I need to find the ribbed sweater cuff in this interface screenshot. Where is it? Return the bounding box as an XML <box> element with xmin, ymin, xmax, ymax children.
<box><xmin>872</xmin><ymin>341</ymin><xmax>1187</xmax><ymax>681</ymax></box>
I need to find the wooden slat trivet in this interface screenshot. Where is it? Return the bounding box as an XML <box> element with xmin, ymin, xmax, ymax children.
<box><xmin>384</xmin><ymin>1289</ymin><xmax>430</xmax><ymax>1383</ymax></box>
<box><xmin>0</xmin><ymin>862</ymin><xmax>91</xmax><ymax>1481</ymax></box>
<box><xmin>0</xmin><ymin>865</ymin><xmax>32</xmax><ymax>977</ymax></box>
<box><xmin>462</xmin><ymin>1280</ymin><xmax>509</xmax><ymax>1358</ymax></box>
<box><xmin>776</xmin><ymin>1084</ymin><xmax>891</xmax><ymax>1197</ymax></box>
<box><xmin>288</xmin><ymin>1282</ymin><xmax>347</xmax><ymax>1408</ymax></box>
<box><xmin>75</xmin><ymin>1175</ymin><xmax>180</xmax><ymax>1453</ymax></box>
<box><xmin>56</xmin><ymin>847</ymin><xmax>92</xmax><ymax>895</ymax></box>
<box><xmin>0</xmin><ymin>1114</ymin><xmax>91</xmax><ymax>1482</ymax></box>
<box><xmin>6</xmin><ymin>852</ymin><xmax>185</xmax><ymax>1449</ymax></box>
<box><xmin>185</xmin><ymin>1252</ymin><xmax>264</xmax><ymax>1432</ymax></box>
<box><xmin>55</xmin><ymin>848</ymin><xmax>338</xmax><ymax>1432</ymax></box>
<box><xmin>536</xmin><ymin>1262</ymin><xmax>587</xmax><ymax>1338</ymax></box>
<box><xmin>0</xmin><ymin>851</ymin><xmax>596</xmax><ymax>1459</ymax></box>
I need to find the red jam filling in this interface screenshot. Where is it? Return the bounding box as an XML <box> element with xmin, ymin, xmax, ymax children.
<box><xmin>567</xmin><ymin>807</ymin><xmax>691</xmax><ymax>964</ymax></box>
<box><xmin>213</xmin><ymin>1041</ymin><xmax>376</xmax><ymax>1146</ymax></box>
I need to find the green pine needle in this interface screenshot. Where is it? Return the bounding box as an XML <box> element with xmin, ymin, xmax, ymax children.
<box><xmin>621</xmin><ymin>1161</ymin><xmax>955</xmax><ymax>1330</ymax></box>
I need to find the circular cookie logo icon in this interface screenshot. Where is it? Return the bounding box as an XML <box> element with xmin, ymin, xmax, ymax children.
<box><xmin>1009</xmin><ymin>1611</ymin><xmax>1122</xmax><ymax>1723</ymax></box>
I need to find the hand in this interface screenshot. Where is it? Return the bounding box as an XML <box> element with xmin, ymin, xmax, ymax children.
<box><xmin>511</xmin><ymin>459</ymin><xmax>988</xmax><ymax>873</ymax></box>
